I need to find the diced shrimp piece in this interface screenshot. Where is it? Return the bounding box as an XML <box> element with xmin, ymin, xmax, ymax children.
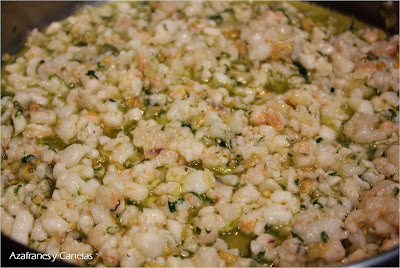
<box><xmin>249</xmin><ymin>106</ymin><xmax>286</xmax><ymax>131</ymax></box>
<box><xmin>371</xmin><ymin>39</ymin><xmax>399</xmax><ymax>58</ymax></box>
<box><xmin>96</xmin><ymin>184</ymin><xmax>124</xmax><ymax>211</ymax></box>
<box><xmin>362</xmin><ymin>28</ymin><xmax>378</xmax><ymax>43</ymax></box>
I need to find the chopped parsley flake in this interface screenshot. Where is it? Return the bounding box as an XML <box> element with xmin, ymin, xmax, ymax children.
<box><xmin>388</xmin><ymin>109</ymin><xmax>397</xmax><ymax>121</ymax></box>
<box><xmin>86</xmin><ymin>70</ymin><xmax>98</xmax><ymax>79</ymax></box>
<box><xmin>14</xmin><ymin>185</ymin><xmax>22</xmax><ymax>196</ymax></box>
<box><xmin>168</xmin><ymin>198</ymin><xmax>184</xmax><ymax>213</ymax></box>
<box><xmin>106</xmin><ymin>226</ymin><xmax>118</xmax><ymax>234</ymax></box>
<box><xmin>293</xmin><ymin>61</ymin><xmax>308</xmax><ymax>82</ymax></box>
<box><xmin>195</xmin><ymin>226</ymin><xmax>201</xmax><ymax>235</ymax></box>
<box><xmin>181</xmin><ymin>123</ymin><xmax>193</xmax><ymax>130</ymax></box>
<box><xmin>291</xmin><ymin>231</ymin><xmax>304</xmax><ymax>242</ymax></box>
<box><xmin>313</xmin><ymin>200</ymin><xmax>324</xmax><ymax>209</ymax></box>
<box><xmin>321</xmin><ymin>231</ymin><xmax>329</xmax><ymax>243</ymax></box>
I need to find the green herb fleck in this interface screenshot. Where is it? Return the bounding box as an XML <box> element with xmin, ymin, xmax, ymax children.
<box><xmin>195</xmin><ymin>226</ymin><xmax>201</xmax><ymax>235</ymax></box>
<box><xmin>48</xmin><ymin>73</ymin><xmax>61</xmax><ymax>80</ymax></box>
<box><xmin>140</xmin><ymin>158</ymin><xmax>150</xmax><ymax>163</ymax></box>
<box><xmin>103</xmin><ymin>43</ymin><xmax>119</xmax><ymax>55</ymax></box>
<box><xmin>221</xmin><ymin>52</ymin><xmax>231</xmax><ymax>58</ymax></box>
<box><xmin>224</xmin><ymin>64</ymin><xmax>230</xmax><ymax>74</ymax></box>
<box><xmin>181</xmin><ymin>123</ymin><xmax>193</xmax><ymax>130</ymax></box>
<box><xmin>313</xmin><ymin>200</ymin><xmax>324</xmax><ymax>209</ymax></box>
<box><xmin>204</xmin><ymin>195</ymin><xmax>215</xmax><ymax>204</ymax></box>
<box><xmin>321</xmin><ymin>231</ymin><xmax>329</xmax><ymax>243</ymax></box>
<box><xmin>100</xmin><ymin>15</ymin><xmax>113</xmax><ymax>21</ymax></box>
<box><xmin>234</xmin><ymin>81</ymin><xmax>243</xmax><ymax>86</ymax></box>
<box><xmin>21</xmin><ymin>155</ymin><xmax>36</xmax><ymax>164</ymax></box>
<box><xmin>41</xmin><ymin>205</ymin><xmax>47</xmax><ymax>210</ymax></box>
<box><xmin>368</xmin><ymin>148</ymin><xmax>376</xmax><ymax>161</ymax></box>
<box><xmin>13</xmin><ymin>101</ymin><xmax>23</xmax><ymax>112</ymax></box>
<box><xmin>94</xmin><ymin>166</ymin><xmax>103</xmax><ymax>172</ymax></box>
<box><xmin>215</xmin><ymin>137</ymin><xmax>227</xmax><ymax>147</ymax></box>
<box><xmin>295</xmin><ymin>178</ymin><xmax>300</xmax><ymax>186</ymax></box>
<box><xmin>291</xmin><ymin>231</ymin><xmax>304</xmax><ymax>242</ymax></box>
<box><xmin>209</xmin><ymin>14</ymin><xmax>223</xmax><ymax>22</ymax></box>
<box><xmin>316</xmin><ymin>137</ymin><xmax>323</xmax><ymax>143</ymax></box>
<box><xmin>364</xmin><ymin>56</ymin><xmax>376</xmax><ymax>61</ymax></box>
<box><xmin>97</xmin><ymin>62</ymin><xmax>106</xmax><ymax>70</ymax></box>
<box><xmin>224</xmin><ymin>7</ymin><xmax>234</xmax><ymax>13</ymax></box>
<box><xmin>364</xmin><ymin>83</ymin><xmax>378</xmax><ymax>93</ymax></box>
<box><xmin>256</xmin><ymin>251</ymin><xmax>268</xmax><ymax>264</ymax></box>
<box><xmin>168</xmin><ymin>198</ymin><xmax>184</xmax><ymax>213</ymax></box>
<box><xmin>388</xmin><ymin>109</ymin><xmax>397</xmax><ymax>121</ymax></box>
<box><xmin>86</xmin><ymin>70</ymin><xmax>98</xmax><ymax>79</ymax></box>
<box><xmin>191</xmin><ymin>192</ymin><xmax>202</xmax><ymax>200</ymax></box>
<box><xmin>300</xmin><ymin>204</ymin><xmax>307</xmax><ymax>210</ymax></box>
<box><xmin>328</xmin><ymin>172</ymin><xmax>338</xmax><ymax>176</ymax></box>
<box><xmin>14</xmin><ymin>185</ymin><xmax>22</xmax><ymax>196</ymax></box>
<box><xmin>106</xmin><ymin>226</ymin><xmax>118</xmax><ymax>234</ymax></box>
<box><xmin>293</xmin><ymin>61</ymin><xmax>308</xmax><ymax>82</ymax></box>
<box><xmin>265</xmin><ymin>224</ymin><xmax>280</xmax><ymax>237</ymax></box>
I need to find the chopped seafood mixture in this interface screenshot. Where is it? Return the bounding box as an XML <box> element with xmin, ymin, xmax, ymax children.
<box><xmin>1</xmin><ymin>1</ymin><xmax>399</xmax><ymax>266</ymax></box>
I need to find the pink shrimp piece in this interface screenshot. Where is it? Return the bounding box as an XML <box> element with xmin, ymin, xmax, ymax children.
<box><xmin>265</xmin><ymin>107</ymin><xmax>285</xmax><ymax>131</ymax></box>
<box><xmin>371</xmin><ymin>40</ymin><xmax>399</xmax><ymax>58</ymax></box>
